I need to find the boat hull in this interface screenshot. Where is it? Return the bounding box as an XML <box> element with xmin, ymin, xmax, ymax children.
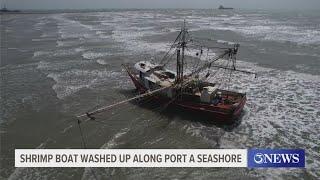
<box><xmin>123</xmin><ymin>65</ymin><xmax>246</xmax><ymax>124</ymax></box>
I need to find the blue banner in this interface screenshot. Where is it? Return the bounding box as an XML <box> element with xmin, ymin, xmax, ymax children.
<box><xmin>248</xmin><ymin>149</ymin><xmax>305</xmax><ymax>168</ymax></box>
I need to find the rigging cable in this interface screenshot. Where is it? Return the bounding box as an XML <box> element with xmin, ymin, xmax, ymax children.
<box><xmin>159</xmin><ymin>30</ymin><xmax>182</xmax><ymax>65</ymax></box>
<box><xmin>215</xmin><ymin>57</ymin><xmax>231</xmax><ymax>88</ymax></box>
<box><xmin>77</xmin><ymin>120</ymin><xmax>99</xmax><ymax>180</ymax></box>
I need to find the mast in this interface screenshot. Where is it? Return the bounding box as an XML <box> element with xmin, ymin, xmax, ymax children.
<box><xmin>176</xmin><ymin>49</ymin><xmax>181</xmax><ymax>82</ymax></box>
<box><xmin>181</xmin><ymin>20</ymin><xmax>186</xmax><ymax>82</ymax></box>
<box><xmin>176</xmin><ymin>20</ymin><xmax>187</xmax><ymax>83</ymax></box>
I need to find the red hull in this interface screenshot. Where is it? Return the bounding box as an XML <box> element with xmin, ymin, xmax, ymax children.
<box><xmin>124</xmin><ymin>66</ymin><xmax>246</xmax><ymax>124</ymax></box>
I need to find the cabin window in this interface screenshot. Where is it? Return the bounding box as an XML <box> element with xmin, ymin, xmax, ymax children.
<box><xmin>140</xmin><ymin>63</ymin><xmax>145</xmax><ymax>69</ymax></box>
<box><xmin>164</xmin><ymin>72</ymin><xmax>175</xmax><ymax>79</ymax></box>
<box><xmin>139</xmin><ymin>71</ymin><xmax>144</xmax><ymax>79</ymax></box>
<box><xmin>148</xmin><ymin>81</ymin><xmax>160</xmax><ymax>90</ymax></box>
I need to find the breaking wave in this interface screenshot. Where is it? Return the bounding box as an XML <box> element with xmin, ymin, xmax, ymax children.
<box><xmin>82</xmin><ymin>52</ymin><xmax>111</xmax><ymax>60</ymax></box>
<box><xmin>46</xmin><ymin>69</ymin><xmax>121</xmax><ymax>99</ymax></box>
<box><xmin>190</xmin><ymin>60</ymin><xmax>320</xmax><ymax>178</ymax></box>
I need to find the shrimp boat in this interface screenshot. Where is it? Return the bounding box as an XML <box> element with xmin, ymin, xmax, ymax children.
<box><xmin>121</xmin><ymin>22</ymin><xmax>255</xmax><ymax>124</ymax></box>
<box><xmin>77</xmin><ymin>21</ymin><xmax>255</xmax><ymax>125</ymax></box>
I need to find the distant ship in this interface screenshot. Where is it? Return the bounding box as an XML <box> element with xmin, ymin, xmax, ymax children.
<box><xmin>218</xmin><ymin>5</ymin><xmax>234</xmax><ymax>10</ymax></box>
<box><xmin>0</xmin><ymin>4</ymin><xmax>20</xmax><ymax>13</ymax></box>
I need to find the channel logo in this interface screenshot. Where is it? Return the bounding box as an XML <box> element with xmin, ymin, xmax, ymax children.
<box><xmin>248</xmin><ymin>149</ymin><xmax>305</xmax><ymax>168</ymax></box>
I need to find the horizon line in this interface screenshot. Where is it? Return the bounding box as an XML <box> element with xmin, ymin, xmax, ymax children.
<box><xmin>3</xmin><ymin>7</ymin><xmax>320</xmax><ymax>11</ymax></box>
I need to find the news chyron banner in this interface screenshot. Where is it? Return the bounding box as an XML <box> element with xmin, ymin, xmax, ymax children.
<box><xmin>248</xmin><ymin>149</ymin><xmax>305</xmax><ymax>168</ymax></box>
<box><xmin>15</xmin><ymin>149</ymin><xmax>305</xmax><ymax>168</ymax></box>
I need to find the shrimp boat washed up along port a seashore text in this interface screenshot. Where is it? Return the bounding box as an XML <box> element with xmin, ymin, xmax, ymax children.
<box><xmin>122</xmin><ymin>22</ymin><xmax>256</xmax><ymax>124</ymax></box>
<box><xmin>77</xmin><ymin>21</ymin><xmax>256</xmax><ymax>125</ymax></box>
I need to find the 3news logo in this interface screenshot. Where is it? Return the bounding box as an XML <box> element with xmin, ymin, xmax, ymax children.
<box><xmin>248</xmin><ymin>149</ymin><xmax>305</xmax><ymax>168</ymax></box>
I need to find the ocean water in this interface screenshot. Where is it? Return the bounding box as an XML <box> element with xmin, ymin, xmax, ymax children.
<box><xmin>1</xmin><ymin>9</ymin><xmax>319</xmax><ymax>179</ymax></box>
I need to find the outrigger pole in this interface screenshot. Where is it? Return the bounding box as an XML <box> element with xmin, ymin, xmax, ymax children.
<box><xmin>76</xmin><ymin>86</ymin><xmax>170</xmax><ymax>120</ymax></box>
<box><xmin>208</xmin><ymin>64</ymin><xmax>257</xmax><ymax>77</ymax></box>
<box><xmin>187</xmin><ymin>44</ymin><xmax>256</xmax><ymax>78</ymax></box>
<box><xmin>187</xmin><ymin>50</ymin><xmax>231</xmax><ymax>77</ymax></box>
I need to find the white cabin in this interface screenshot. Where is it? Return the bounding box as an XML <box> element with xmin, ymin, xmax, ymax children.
<box><xmin>134</xmin><ymin>61</ymin><xmax>176</xmax><ymax>89</ymax></box>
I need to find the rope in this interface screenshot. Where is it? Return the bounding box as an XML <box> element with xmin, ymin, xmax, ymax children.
<box><xmin>77</xmin><ymin>118</ymin><xmax>103</xmax><ymax>180</ymax></box>
<box><xmin>77</xmin><ymin>120</ymin><xmax>87</xmax><ymax>148</ymax></box>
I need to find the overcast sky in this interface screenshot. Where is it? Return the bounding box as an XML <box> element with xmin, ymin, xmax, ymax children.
<box><xmin>4</xmin><ymin>0</ymin><xmax>320</xmax><ymax>10</ymax></box>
